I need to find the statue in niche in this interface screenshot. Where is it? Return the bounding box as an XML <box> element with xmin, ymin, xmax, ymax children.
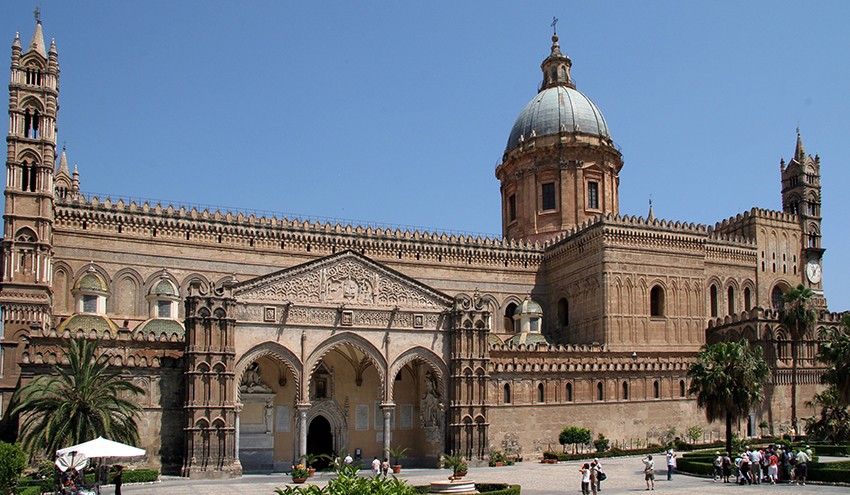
<box><xmin>420</xmin><ymin>370</ymin><xmax>443</xmax><ymax>428</ymax></box>
<box><xmin>264</xmin><ymin>398</ymin><xmax>274</xmax><ymax>433</ymax></box>
<box><xmin>240</xmin><ymin>362</ymin><xmax>273</xmax><ymax>394</ymax></box>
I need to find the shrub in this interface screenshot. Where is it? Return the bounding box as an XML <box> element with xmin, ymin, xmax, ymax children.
<box><xmin>542</xmin><ymin>450</ymin><xmax>558</xmax><ymax>460</ymax></box>
<box><xmin>675</xmin><ymin>458</ymin><xmax>714</xmax><ymax>476</ymax></box>
<box><xmin>475</xmin><ymin>484</ymin><xmax>520</xmax><ymax>495</ymax></box>
<box><xmin>0</xmin><ymin>442</ymin><xmax>26</xmax><ymax>495</ymax></box>
<box><xmin>593</xmin><ymin>434</ymin><xmax>609</xmax><ymax>453</ymax></box>
<box><xmin>559</xmin><ymin>426</ymin><xmax>591</xmax><ymax>454</ymax></box>
<box><xmin>120</xmin><ymin>468</ymin><xmax>159</xmax><ymax>484</ymax></box>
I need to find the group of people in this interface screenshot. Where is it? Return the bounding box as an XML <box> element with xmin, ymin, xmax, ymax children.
<box><xmin>712</xmin><ymin>445</ymin><xmax>812</xmax><ymax>485</ymax></box>
<box><xmin>370</xmin><ymin>457</ymin><xmax>391</xmax><ymax>477</ymax></box>
<box><xmin>578</xmin><ymin>458</ymin><xmax>605</xmax><ymax>494</ymax></box>
<box><xmin>59</xmin><ymin>464</ymin><xmax>122</xmax><ymax>495</ymax></box>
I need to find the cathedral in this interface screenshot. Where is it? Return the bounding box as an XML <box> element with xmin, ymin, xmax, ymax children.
<box><xmin>0</xmin><ymin>20</ymin><xmax>842</xmax><ymax>478</ymax></box>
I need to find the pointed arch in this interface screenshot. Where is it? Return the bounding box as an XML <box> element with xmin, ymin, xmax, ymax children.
<box><xmin>388</xmin><ymin>346</ymin><xmax>449</xmax><ymax>402</ymax></box>
<box><xmin>234</xmin><ymin>341</ymin><xmax>303</xmax><ymax>402</ymax></box>
<box><xmin>304</xmin><ymin>332</ymin><xmax>386</xmax><ymax>402</ymax></box>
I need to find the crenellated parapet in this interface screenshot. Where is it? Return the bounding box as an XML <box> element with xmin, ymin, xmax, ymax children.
<box><xmin>55</xmin><ymin>194</ymin><xmax>544</xmax><ymax>268</ymax></box>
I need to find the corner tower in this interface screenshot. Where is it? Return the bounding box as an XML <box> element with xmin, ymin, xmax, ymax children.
<box><xmin>0</xmin><ymin>19</ymin><xmax>59</xmax><ymax>361</ymax></box>
<box><xmin>780</xmin><ymin>131</ymin><xmax>825</xmax><ymax>297</ymax></box>
<box><xmin>496</xmin><ymin>33</ymin><xmax>622</xmax><ymax>243</ymax></box>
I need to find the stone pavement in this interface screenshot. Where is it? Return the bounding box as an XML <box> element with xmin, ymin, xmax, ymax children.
<box><xmin>123</xmin><ymin>456</ymin><xmax>848</xmax><ymax>495</ymax></box>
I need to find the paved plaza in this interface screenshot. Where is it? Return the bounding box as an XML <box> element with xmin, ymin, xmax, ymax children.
<box><xmin>123</xmin><ymin>456</ymin><xmax>848</xmax><ymax>495</ymax></box>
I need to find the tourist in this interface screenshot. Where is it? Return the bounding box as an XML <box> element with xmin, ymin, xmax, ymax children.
<box><xmin>795</xmin><ymin>448</ymin><xmax>810</xmax><ymax>485</ymax></box>
<box><xmin>580</xmin><ymin>462</ymin><xmax>591</xmax><ymax>495</ymax></box>
<box><xmin>113</xmin><ymin>465</ymin><xmax>123</xmax><ymax>495</ymax></box>
<box><xmin>594</xmin><ymin>458</ymin><xmax>604</xmax><ymax>491</ymax></box>
<box><xmin>712</xmin><ymin>452</ymin><xmax>722</xmax><ymax>482</ymax></box>
<box><xmin>721</xmin><ymin>452</ymin><xmax>732</xmax><ymax>483</ymax></box>
<box><xmin>371</xmin><ymin>456</ymin><xmax>381</xmax><ymax>476</ymax></box>
<box><xmin>739</xmin><ymin>455</ymin><xmax>751</xmax><ymax>485</ymax></box>
<box><xmin>589</xmin><ymin>461</ymin><xmax>599</xmax><ymax>495</ymax></box>
<box><xmin>381</xmin><ymin>458</ymin><xmax>390</xmax><ymax>477</ymax></box>
<box><xmin>344</xmin><ymin>453</ymin><xmax>353</xmax><ymax>465</ymax></box>
<box><xmin>642</xmin><ymin>455</ymin><xmax>655</xmax><ymax>491</ymax></box>
<box><xmin>666</xmin><ymin>449</ymin><xmax>676</xmax><ymax>480</ymax></box>
<box><xmin>768</xmin><ymin>450</ymin><xmax>779</xmax><ymax>485</ymax></box>
<box><xmin>748</xmin><ymin>447</ymin><xmax>762</xmax><ymax>484</ymax></box>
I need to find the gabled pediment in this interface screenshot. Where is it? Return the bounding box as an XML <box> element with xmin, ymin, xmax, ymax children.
<box><xmin>234</xmin><ymin>250</ymin><xmax>453</xmax><ymax>311</ymax></box>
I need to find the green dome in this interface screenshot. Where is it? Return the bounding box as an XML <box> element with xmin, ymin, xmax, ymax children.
<box><xmin>153</xmin><ymin>279</ymin><xmax>177</xmax><ymax>296</ymax></box>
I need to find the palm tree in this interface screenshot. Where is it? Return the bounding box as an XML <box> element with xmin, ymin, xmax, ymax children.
<box><xmin>779</xmin><ymin>284</ymin><xmax>817</xmax><ymax>431</ymax></box>
<box><xmin>11</xmin><ymin>338</ymin><xmax>144</xmax><ymax>456</ymax></box>
<box><xmin>687</xmin><ymin>340</ymin><xmax>769</xmax><ymax>455</ymax></box>
<box><xmin>817</xmin><ymin>314</ymin><xmax>850</xmax><ymax>406</ymax></box>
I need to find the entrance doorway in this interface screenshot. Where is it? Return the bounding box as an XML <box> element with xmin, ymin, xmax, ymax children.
<box><xmin>307</xmin><ymin>415</ymin><xmax>333</xmax><ymax>470</ymax></box>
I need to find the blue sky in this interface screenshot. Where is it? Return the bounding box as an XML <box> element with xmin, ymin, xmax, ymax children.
<box><xmin>3</xmin><ymin>1</ymin><xmax>849</xmax><ymax>311</ymax></box>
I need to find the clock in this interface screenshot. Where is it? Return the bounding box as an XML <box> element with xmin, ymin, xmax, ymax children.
<box><xmin>805</xmin><ymin>260</ymin><xmax>822</xmax><ymax>284</ymax></box>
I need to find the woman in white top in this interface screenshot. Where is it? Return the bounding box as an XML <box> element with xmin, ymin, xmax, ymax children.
<box><xmin>642</xmin><ymin>455</ymin><xmax>655</xmax><ymax>490</ymax></box>
<box><xmin>580</xmin><ymin>462</ymin><xmax>591</xmax><ymax>495</ymax></box>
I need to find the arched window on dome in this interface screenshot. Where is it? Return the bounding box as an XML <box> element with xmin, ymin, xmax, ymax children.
<box><xmin>561</xmin><ymin>66</ymin><xmax>567</xmax><ymax>80</ymax></box>
<box><xmin>148</xmin><ymin>278</ymin><xmax>180</xmax><ymax>319</ymax></box>
<box><xmin>650</xmin><ymin>285</ymin><xmax>664</xmax><ymax>317</ymax></box>
<box><xmin>503</xmin><ymin>383</ymin><xmax>511</xmax><ymax>404</ymax></box>
<box><xmin>73</xmin><ymin>269</ymin><xmax>108</xmax><ymax>315</ymax></box>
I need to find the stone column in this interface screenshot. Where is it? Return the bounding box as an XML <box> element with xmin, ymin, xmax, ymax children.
<box><xmin>380</xmin><ymin>403</ymin><xmax>395</xmax><ymax>460</ymax></box>
<box><xmin>296</xmin><ymin>403</ymin><xmax>310</xmax><ymax>461</ymax></box>
<box><xmin>234</xmin><ymin>403</ymin><xmax>242</xmax><ymax>460</ymax></box>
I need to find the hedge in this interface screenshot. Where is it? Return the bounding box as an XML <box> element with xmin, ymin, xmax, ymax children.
<box><xmin>807</xmin><ymin>444</ymin><xmax>850</xmax><ymax>456</ymax></box>
<box><xmin>675</xmin><ymin>458</ymin><xmax>714</xmax><ymax>476</ymax></box>
<box><xmin>556</xmin><ymin>445</ymin><xmax>665</xmax><ymax>462</ymax></box>
<box><xmin>83</xmin><ymin>468</ymin><xmax>160</xmax><ymax>485</ymax></box>
<box><xmin>18</xmin><ymin>486</ymin><xmax>39</xmax><ymax>495</ymax></box>
<box><xmin>808</xmin><ymin>460</ymin><xmax>850</xmax><ymax>483</ymax></box>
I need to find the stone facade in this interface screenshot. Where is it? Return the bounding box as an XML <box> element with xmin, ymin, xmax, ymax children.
<box><xmin>0</xmin><ymin>22</ymin><xmax>841</xmax><ymax>478</ymax></box>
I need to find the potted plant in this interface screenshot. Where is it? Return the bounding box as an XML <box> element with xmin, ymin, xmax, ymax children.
<box><xmin>388</xmin><ymin>445</ymin><xmax>411</xmax><ymax>474</ymax></box>
<box><xmin>290</xmin><ymin>463</ymin><xmax>309</xmax><ymax>483</ymax></box>
<box><xmin>542</xmin><ymin>450</ymin><xmax>558</xmax><ymax>464</ymax></box>
<box><xmin>488</xmin><ymin>450</ymin><xmax>508</xmax><ymax>467</ymax></box>
<box><xmin>442</xmin><ymin>453</ymin><xmax>468</xmax><ymax>478</ymax></box>
<box><xmin>299</xmin><ymin>453</ymin><xmax>329</xmax><ymax>477</ymax></box>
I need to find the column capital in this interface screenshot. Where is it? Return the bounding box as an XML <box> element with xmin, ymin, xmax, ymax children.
<box><xmin>296</xmin><ymin>402</ymin><xmax>312</xmax><ymax>411</ymax></box>
<box><xmin>380</xmin><ymin>402</ymin><xmax>396</xmax><ymax>411</ymax></box>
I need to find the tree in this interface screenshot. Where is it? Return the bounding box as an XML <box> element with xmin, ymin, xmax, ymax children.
<box><xmin>779</xmin><ymin>284</ymin><xmax>817</xmax><ymax>430</ymax></box>
<box><xmin>804</xmin><ymin>386</ymin><xmax>850</xmax><ymax>444</ymax></box>
<box><xmin>558</xmin><ymin>426</ymin><xmax>591</xmax><ymax>454</ymax></box>
<box><xmin>817</xmin><ymin>314</ymin><xmax>850</xmax><ymax>407</ymax></box>
<box><xmin>11</xmin><ymin>338</ymin><xmax>144</xmax><ymax>456</ymax></box>
<box><xmin>0</xmin><ymin>442</ymin><xmax>26</xmax><ymax>495</ymax></box>
<box><xmin>687</xmin><ymin>340</ymin><xmax>769</xmax><ymax>455</ymax></box>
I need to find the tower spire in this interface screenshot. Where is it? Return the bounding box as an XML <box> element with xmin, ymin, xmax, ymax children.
<box><xmin>539</xmin><ymin>25</ymin><xmax>574</xmax><ymax>91</ymax></box>
<box><xmin>28</xmin><ymin>15</ymin><xmax>47</xmax><ymax>57</ymax></box>
<box><xmin>794</xmin><ymin>127</ymin><xmax>805</xmax><ymax>162</ymax></box>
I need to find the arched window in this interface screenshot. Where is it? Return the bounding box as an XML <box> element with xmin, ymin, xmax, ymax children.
<box><xmin>776</xmin><ymin>338</ymin><xmax>785</xmax><ymax>360</ymax></box>
<box><xmin>744</xmin><ymin>287</ymin><xmax>752</xmax><ymax>311</ymax></box>
<box><xmin>653</xmin><ymin>380</ymin><xmax>660</xmax><ymax>399</ymax></box>
<box><xmin>650</xmin><ymin>285</ymin><xmax>664</xmax><ymax>317</ymax></box>
<box><xmin>709</xmin><ymin>284</ymin><xmax>718</xmax><ymax>317</ymax></box>
<box><xmin>679</xmin><ymin>380</ymin><xmax>686</xmax><ymax>397</ymax></box>
<box><xmin>622</xmin><ymin>381</ymin><xmax>629</xmax><ymax>400</ymax></box>
<box><xmin>148</xmin><ymin>278</ymin><xmax>179</xmax><ymax>319</ymax></box>
<box><xmin>565</xmin><ymin>382</ymin><xmax>573</xmax><ymax>402</ymax></box>
<box><xmin>558</xmin><ymin>298</ymin><xmax>569</xmax><ymax>328</ymax></box>
<box><xmin>771</xmin><ymin>286</ymin><xmax>784</xmax><ymax>310</ymax></box>
<box><xmin>537</xmin><ymin>383</ymin><xmax>544</xmax><ymax>403</ymax></box>
<box><xmin>727</xmin><ymin>286</ymin><xmax>735</xmax><ymax>315</ymax></box>
<box><xmin>503</xmin><ymin>383</ymin><xmax>511</xmax><ymax>404</ymax></box>
<box><xmin>504</xmin><ymin>303</ymin><xmax>517</xmax><ymax>333</ymax></box>
<box><xmin>596</xmin><ymin>382</ymin><xmax>604</xmax><ymax>401</ymax></box>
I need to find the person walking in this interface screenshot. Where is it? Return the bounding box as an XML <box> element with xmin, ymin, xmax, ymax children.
<box><xmin>642</xmin><ymin>455</ymin><xmax>655</xmax><ymax>491</ymax></box>
<box><xmin>112</xmin><ymin>465</ymin><xmax>123</xmax><ymax>495</ymax></box>
<box><xmin>580</xmin><ymin>463</ymin><xmax>591</xmax><ymax>495</ymax></box>
<box><xmin>371</xmin><ymin>456</ymin><xmax>381</xmax><ymax>477</ymax></box>
<box><xmin>721</xmin><ymin>452</ymin><xmax>732</xmax><ymax>483</ymax></box>
<box><xmin>381</xmin><ymin>458</ymin><xmax>390</xmax><ymax>477</ymax></box>
<box><xmin>666</xmin><ymin>449</ymin><xmax>676</xmax><ymax>480</ymax></box>
<box><xmin>795</xmin><ymin>448</ymin><xmax>810</xmax><ymax>485</ymax></box>
<box><xmin>594</xmin><ymin>458</ymin><xmax>604</xmax><ymax>491</ymax></box>
<box><xmin>589</xmin><ymin>461</ymin><xmax>599</xmax><ymax>495</ymax></box>
<box><xmin>768</xmin><ymin>451</ymin><xmax>779</xmax><ymax>485</ymax></box>
<box><xmin>712</xmin><ymin>452</ymin><xmax>723</xmax><ymax>482</ymax></box>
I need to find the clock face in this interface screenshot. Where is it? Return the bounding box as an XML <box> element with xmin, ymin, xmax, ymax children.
<box><xmin>806</xmin><ymin>261</ymin><xmax>822</xmax><ymax>284</ymax></box>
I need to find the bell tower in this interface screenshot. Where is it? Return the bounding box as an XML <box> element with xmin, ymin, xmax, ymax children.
<box><xmin>0</xmin><ymin>17</ymin><xmax>59</xmax><ymax>383</ymax></box>
<box><xmin>780</xmin><ymin>130</ymin><xmax>825</xmax><ymax>300</ymax></box>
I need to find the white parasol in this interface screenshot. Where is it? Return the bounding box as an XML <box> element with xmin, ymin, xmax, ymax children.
<box><xmin>55</xmin><ymin>451</ymin><xmax>88</xmax><ymax>472</ymax></box>
<box><xmin>56</xmin><ymin>437</ymin><xmax>146</xmax><ymax>459</ymax></box>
